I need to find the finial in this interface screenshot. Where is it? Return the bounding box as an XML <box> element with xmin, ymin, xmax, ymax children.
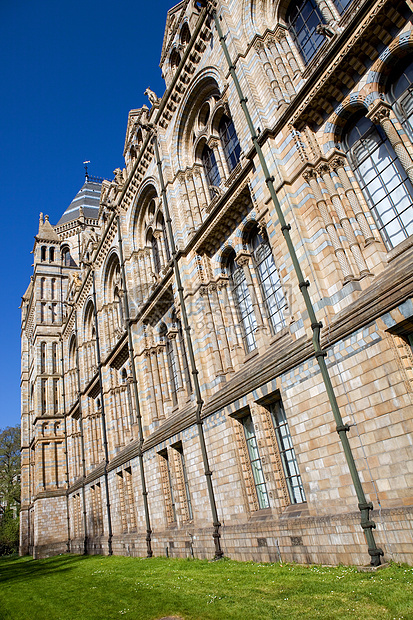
<box><xmin>45</xmin><ymin>214</ymin><xmax>49</xmax><ymax>222</ymax></box>
<box><xmin>83</xmin><ymin>160</ymin><xmax>90</xmax><ymax>181</ymax></box>
<box><xmin>39</xmin><ymin>212</ymin><xmax>44</xmax><ymax>225</ymax></box>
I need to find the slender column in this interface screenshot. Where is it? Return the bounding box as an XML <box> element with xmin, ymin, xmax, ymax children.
<box><xmin>315</xmin><ymin>0</ymin><xmax>337</xmax><ymax>24</ymax></box>
<box><xmin>199</xmin><ymin>285</ymin><xmax>224</xmax><ymax>376</ymax></box>
<box><xmin>210</xmin><ymin>281</ymin><xmax>233</xmax><ymax>372</ymax></box>
<box><xmin>186</xmin><ymin>171</ymin><xmax>202</xmax><ymax>227</ymax></box>
<box><xmin>151</xmin><ymin>348</ymin><xmax>164</xmax><ymax>418</ymax></box>
<box><xmin>193</xmin><ymin>166</ymin><xmax>208</xmax><ymax>213</ymax></box>
<box><xmin>274</xmin><ymin>29</ymin><xmax>301</xmax><ymax>78</ymax></box>
<box><xmin>254</xmin><ymin>40</ymin><xmax>285</xmax><ymax>107</ymax></box>
<box><xmin>219</xmin><ymin>275</ymin><xmax>243</xmax><ymax>351</ymax></box>
<box><xmin>303</xmin><ymin>169</ymin><xmax>354</xmax><ymax>281</ymax></box>
<box><xmin>319</xmin><ymin>164</ymin><xmax>370</xmax><ymax>276</ymax></box>
<box><xmin>266</xmin><ymin>37</ymin><xmax>294</xmax><ymax>100</ymax></box>
<box><xmin>178</xmin><ymin>173</ymin><xmax>195</xmax><ymax>233</ymax></box>
<box><xmin>145</xmin><ymin>348</ymin><xmax>159</xmax><ymax>422</ymax></box>
<box><xmin>331</xmin><ymin>156</ymin><xmax>375</xmax><ymax>244</ymax></box>
<box><xmin>371</xmin><ymin>104</ymin><xmax>413</xmax><ymax>185</ymax></box>
<box><xmin>153</xmin><ymin>230</ymin><xmax>166</xmax><ymax>270</ymax></box>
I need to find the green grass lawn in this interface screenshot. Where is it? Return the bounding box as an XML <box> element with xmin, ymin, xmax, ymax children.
<box><xmin>0</xmin><ymin>555</ymin><xmax>412</xmax><ymax>620</ymax></box>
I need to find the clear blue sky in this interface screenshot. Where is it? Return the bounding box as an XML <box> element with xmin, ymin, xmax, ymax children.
<box><xmin>0</xmin><ymin>0</ymin><xmax>176</xmax><ymax>429</ymax></box>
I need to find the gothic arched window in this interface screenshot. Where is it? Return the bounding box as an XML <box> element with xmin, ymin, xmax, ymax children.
<box><xmin>219</xmin><ymin>114</ymin><xmax>241</xmax><ymax>173</ymax></box>
<box><xmin>161</xmin><ymin>322</ymin><xmax>179</xmax><ymax>406</ymax></box>
<box><xmin>344</xmin><ymin>113</ymin><xmax>413</xmax><ymax>250</ymax></box>
<box><xmin>248</xmin><ymin>227</ymin><xmax>287</xmax><ymax>335</ymax></box>
<box><xmin>150</xmin><ymin>232</ymin><xmax>161</xmax><ymax>274</ymax></box>
<box><xmin>40</xmin><ymin>342</ymin><xmax>46</xmax><ymax>374</ymax></box>
<box><xmin>286</xmin><ymin>0</ymin><xmax>325</xmax><ymax>64</ymax></box>
<box><xmin>226</xmin><ymin>251</ymin><xmax>257</xmax><ymax>353</ymax></box>
<box><xmin>202</xmin><ymin>144</ymin><xmax>221</xmax><ymax>197</ymax></box>
<box><xmin>41</xmin><ymin>246</ymin><xmax>47</xmax><ymax>262</ymax></box>
<box><xmin>333</xmin><ymin>0</ymin><xmax>353</xmax><ymax>14</ymax></box>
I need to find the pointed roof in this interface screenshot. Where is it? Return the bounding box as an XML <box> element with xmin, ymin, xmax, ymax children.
<box><xmin>56</xmin><ymin>178</ymin><xmax>102</xmax><ymax>226</ymax></box>
<box><xmin>36</xmin><ymin>213</ymin><xmax>60</xmax><ymax>242</ymax></box>
<box><xmin>160</xmin><ymin>1</ymin><xmax>188</xmax><ymax>65</ymax></box>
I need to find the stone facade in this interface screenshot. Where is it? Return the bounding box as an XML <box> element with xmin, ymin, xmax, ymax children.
<box><xmin>20</xmin><ymin>0</ymin><xmax>413</xmax><ymax>565</ymax></box>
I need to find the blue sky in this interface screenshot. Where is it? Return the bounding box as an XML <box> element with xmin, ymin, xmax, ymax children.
<box><xmin>0</xmin><ymin>0</ymin><xmax>176</xmax><ymax>429</ymax></box>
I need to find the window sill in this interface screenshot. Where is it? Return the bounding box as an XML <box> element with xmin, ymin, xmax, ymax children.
<box><xmin>387</xmin><ymin>234</ymin><xmax>413</xmax><ymax>263</ymax></box>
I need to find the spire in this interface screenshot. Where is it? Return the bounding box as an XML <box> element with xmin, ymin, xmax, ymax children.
<box><xmin>36</xmin><ymin>212</ymin><xmax>60</xmax><ymax>242</ymax></box>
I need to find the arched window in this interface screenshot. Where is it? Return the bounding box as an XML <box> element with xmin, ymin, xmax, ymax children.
<box><xmin>51</xmin><ymin>278</ymin><xmax>55</xmax><ymax>300</ymax></box>
<box><xmin>172</xmin><ymin>310</ymin><xmax>192</xmax><ymax>393</ymax></box>
<box><xmin>248</xmin><ymin>227</ymin><xmax>287</xmax><ymax>335</ymax></box>
<box><xmin>180</xmin><ymin>22</ymin><xmax>191</xmax><ymax>47</ymax></box>
<box><xmin>41</xmin><ymin>246</ymin><xmax>47</xmax><ymax>262</ymax></box>
<box><xmin>114</xmin><ymin>287</ymin><xmax>124</xmax><ymax>326</ymax></box>
<box><xmin>219</xmin><ymin>114</ymin><xmax>241</xmax><ymax>173</ymax></box>
<box><xmin>286</xmin><ymin>0</ymin><xmax>325</xmax><ymax>64</ymax></box>
<box><xmin>52</xmin><ymin>342</ymin><xmax>58</xmax><ymax>374</ymax></box>
<box><xmin>49</xmin><ymin>247</ymin><xmax>55</xmax><ymax>262</ymax></box>
<box><xmin>226</xmin><ymin>251</ymin><xmax>257</xmax><ymax>353</ymax></box>
<box><xmin>202</xmin><ymin>144</ymin><xmax>221</xmax><ymax>197</ymax></box>
<box><xmin>40</xmin><ymin>277</ymin><xmax>45</xmax><ymax>299</ymax></box>
<box><xmin>61</xmin><ymin>246</ymin><xmax>73</xmax><ymax>267</ymax></box>
<box><xmin>170</xmin><ymin>49</ymin><xmax>181</xmax><ymax>71</ymax></box>
<box><xmin>344</xmin><ymin>112</ymin><xmax>413</xmax><ymax>250</ymax></box>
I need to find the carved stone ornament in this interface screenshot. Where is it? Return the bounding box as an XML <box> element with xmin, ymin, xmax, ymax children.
<box><xmin>144</xmin><ymin>88</ymin><xmax>160</xmax><ymax>106</ymax></box>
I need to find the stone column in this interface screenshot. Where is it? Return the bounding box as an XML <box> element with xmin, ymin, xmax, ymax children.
<box><xmin>178</xmin><ymin>173</ymin><xmax>195</xmax><ymax>233</ymax></box>
<box><xmin>200</xmin><ymin>285</ymin><xmax>224</xmax><ymax>377</ymax></box>
<box><xmin>210</xmin><ymin>279</ymin><xmax>233</xmax><ymax>373</ymax></box>
<box><xmin>266</xmin><ymin>37</ymin><xmax>294</xmax><ymax>100</ymax></box>
<box><xmin>153</xmin><ymin>230</ymin><xmax>166</xmax><ymax>271</ymax></box>
<box><xmin>254</xmin><ymin>40</ymin><xmax>285</xmax><ymax>108</ymax></box>
<box><xmin>315</xmin><ymin>0</ymin><xmax>338</xmax><ymax>24</ymax></box>
<box><xmin>217</xmin><ymin>275</ymin><xmax>244</xmax><ymax>352</ymax></box>
<box><xmin>193</xmin><ymin>166</ymin><xmax>208</xmax><ymax>213</ymax></box>
<box><xmin>151</xmin><ymin>348</ymin><xmax>164</xmax><ymax>419</ymax></box>
<box><xmin>210</xmin><ymin>138</ymin><xmax>227</xmax><ymax>182</ymax></box>
<box><xmin>330</xmin><ymin>156</ymin><xmax>375</xmax><ymax>244</ymax></box>
<box><xmin>274</xmin><ymin>29</ymin><xmax>301</xmax><ymax>78</ymax></box>
<box><xmin>144</xmin><ymin>348</ymin><xmax>159</xmax><ymax>423</ymax></box>
<box><xmin>303</xmin><ymin>169</ymin><xmax>354</xmax><ymax>281</ymax></box>
<box><xmin>186</xmin><ymin>171</ymin><xmax>202</xmax><ymax>228</ymax></box>
<box><xmin>371</xmin><ymin>103</ymin><xmax>413</xmax><ymax>186</ymax></box>
<box><xmin>319</xmin><ymin>163</ymin><xmax>370</xmax><ymax>276</ymax></box>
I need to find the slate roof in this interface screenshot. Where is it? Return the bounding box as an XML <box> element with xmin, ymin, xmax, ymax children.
<box><xmin>56</xmin><ymin>179</ymin><xmax>102</xmax><ymax>226</ymax></box>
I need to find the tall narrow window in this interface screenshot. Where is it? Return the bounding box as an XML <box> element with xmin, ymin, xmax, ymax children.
<box><xmin>166</xmin><ymin>336</ymin><xmax>179</xmax><ymax>406</ymax></box>
<box><xmin>241</xmin><ymin>413</ymin><xmax>270</xmax><ymax>509</ymax></box>
<box><xmin>40</xmin><ymin>302</ymin><xmax>45</xmax><ymax>323</ymax></box>
<box><xmin>41</xmin><ymin>378</ymin><xmax>47</xmax><ymax>415</ymax></box>
<box><xmin>52</xmin><ymin>342</ymin><xmax>58</xmax><ymax>374</ymax></box>
<box><xmin>286</xmin><ymin>0</ymin><xmax>325</xmax><ymax>64</ymax></box>
<box><xmin>159</xmin><ymin>449</ymin><xmax>177</xmax><ymax>523</ymax></box>
<box><xmin>202</xmin><ymin>144</ymin><xmax>221</xmax><ymax>197</ymax></box>
<box><xmin>40</xmin><ymin>278</ymin><xmax>45</xmax><ymax>299</ymax></box>
<box><xmin>40</xmin><ymin>342</ymin><xmax>46</xmax><ymax>374</ymax></box>
<box><xmin>174</xmin><ymin>442</ymin><xmax>193</xmax><ymax>520</ymax></box>
<box><xmin>269</xmin><ymin>400</ymin><xmax>306</xmax><ymax>504</ymax></box>
<box><xmin>344</xmin><ymin>114</ymin><xmax>413</xmax><ymax>250</ymax></box>
<box><xmin>49</xmin><ymin>247</ymin><xmax>55</xmax><ymax>262</ymax></box>
<box><xmin>51</xmin><ymin>278</ymin><xmax>55</xmax><ymax>300</ymax></box>
<box><xmin>174</xmin><ymin>312</ymin><xmax>192</xmax><ymax>393</ymax></box>
<box><xmin>160</xmin><ymin>214</ymin><xmax>171</xmax><ymax>262</ymax></box>
<box><xmin>226</xmin><ymin>251</ymin><xmax>257</xmax><ymax>352</ymax></box>
<box><xmin>53</xmin><ymin>379</ymin><xmax>59</xmax><ymax>414</ymax></box>
<box><xmin>219</xmin><ymin>114</ymin><xmax>241</xmax><ymax>172</ymax></box>
<box><xmin>249</xmin><ymin>227</ymin><xmax>287</xmax><ymax>335</ymax></box>
<box><xmin>41</xmin><ymin>246</ymin><xmax>47</xmax><ymax>262</ymax></box>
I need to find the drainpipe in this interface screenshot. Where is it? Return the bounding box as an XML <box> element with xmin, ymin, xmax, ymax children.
<box><xmin>116</xmin><ymin>215</ymin><xmax>153</xmax><ymax>558</ymax></box>
<box><xmin>91</xmin><ymin>270</ymin><xmax>113</xmax><ymax>556</ymax></box>
<box><xmin>59</xmin><ymin>335</ymin><xmax>71</xmax><ymax>553</ymax></box>
<box><xmin>153</xmin><ymin>135</ymin><xmax>224</xmax><ymax>559</ymax></box>
<box><xmin>211</xmin><ymin>6</ymin><xmax>383</xmax><ymax>566</ymax></box>
<box><xmin>73</xmin><ymin>310</ymin><xmax>88</xmax><ymax>555</ymax></box>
